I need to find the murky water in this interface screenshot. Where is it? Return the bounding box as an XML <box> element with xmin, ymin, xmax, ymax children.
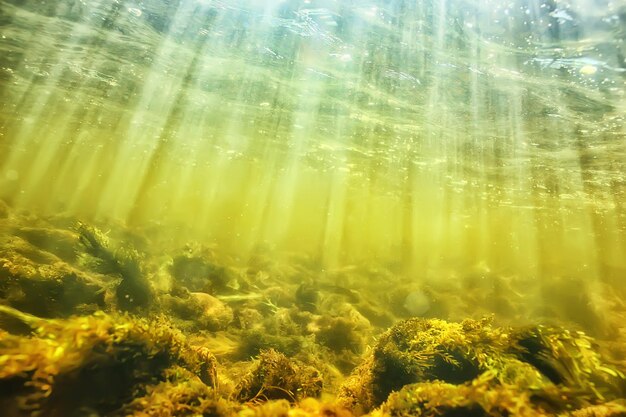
<box><xmin>1</xmin><ymin>1</ymin><xmax>626</xmax><ymax>414</ymax></box>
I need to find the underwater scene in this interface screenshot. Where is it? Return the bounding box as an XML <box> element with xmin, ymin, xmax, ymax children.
<box><xmin>1</xmin><ymin>0</ymin><xmax>626</xmax><ymax>415</ymax></box>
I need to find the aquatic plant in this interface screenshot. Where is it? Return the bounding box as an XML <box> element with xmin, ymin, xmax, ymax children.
<box><xmin>314</xmin><ymin>316</ymin><xmax>365</xmax><ymax>354</ymax></box>
<box><xmin>0</xmin><ymin>305</ymin><xmax>217</xmax><ymax>417</ymax></box>
<box><xmin>115</xmin><ymin>370</ymin><xmax>235</xmax><ymax>417</ymax></box>
<box><xmin>77</xmin><ymin>223</ymin><xmax>153</xmax><ymax>311</ymax></box>
<box><xmin>373</xmin><ymin>377</ymin><xmax>626</xmax><ymax>417</ymax></box>
<box><xmin>235</xmin><ymin>348</ymin><xmax>323</xmax><ymax>403</ymax></box>
<box><xmin>337</xmin><ymin>317</ymin><xmax>626</xmax><ymax>416</ymax></box>
<box><xmin>170</xmin><ymin>244</ymin><xmax>239</xmax><ymax>293</ymax></box>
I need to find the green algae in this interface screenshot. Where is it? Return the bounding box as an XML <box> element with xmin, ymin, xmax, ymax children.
<box><xmin>1</xmin><ymin>202</ymin><xmax>626</xmax><ymax>417</ymax></box>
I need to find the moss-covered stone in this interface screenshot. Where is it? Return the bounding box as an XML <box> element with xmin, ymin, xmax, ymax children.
<box><xmin>338</xmin><ymin>317</ymin><xmax>626</xmax><ymax>415</ymax></box>
<box><xmin>0</xmin><ymin>306</ymin><xmax>217</xmax><ymax>417</ymax></box>
<box><xmin>0</xmin><ymin>238</ymin><xmax>105</xmax><ymax>317</ymax></box>
<box><xmin>170</xmin><ymin>245</ymin><xmax>239</xmax><ymax>294</ymax></box>
<box><xmin>235</xmin><ymin>349</ymin><xmax>323</xmax><ymax>403</ymax></box>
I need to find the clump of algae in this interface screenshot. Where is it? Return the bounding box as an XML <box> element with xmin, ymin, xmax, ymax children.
<box><xmin>235</xmin><ymin>348</ymin><xmax>323</xmax><ymax>403</ymax></box>
<box><xmin>2</xmin><ymin>300</ymin><xmax>626</xmax><ymax>417</ymax></box>
<box><xmin>77</xmin><ymin>223</ymin><xmax>154</xmax><ymax>312</ymax></box>
<box><xmin>338</xmin><ymin>317</ymin><xmax>626</xmax><ymax>416</ymax></box>
<box><xmin>0</xmin><ymin>305</ymin><xmax>217</xmax><ymax>417</ymax></box>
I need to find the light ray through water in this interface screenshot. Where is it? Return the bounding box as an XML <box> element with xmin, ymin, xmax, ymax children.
<box><xmin>0</xmin><ymin>0</ymin><xmax>625</xmax><ymax>319</ymax></box>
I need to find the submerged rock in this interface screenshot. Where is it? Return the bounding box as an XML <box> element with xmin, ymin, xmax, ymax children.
<box><xmin>338</xmin><ymin>317</ymin><xmax>626</xmax><ymax>415</ymax></box>
<box><xmin>375</xmin><ymin>380</ymin><xmax>626</xmax><ymax>417</ymax></box>
<box><xmin>0</xmin><ymin>237</ymin><xmax>105</xmax><ymax>317</ymax></box>
<box><xmin>235</xmin><ymin>348</ymin><xmax>323</xmax><ymax>402</ymax></box>
<box><xmin>0</xmin><ymin>306</ymin><xmax>217</xmax><ymax>417</ymax></box>
<box><xmin>190</xmin><ymin>291</ymin><xmax>234</xmax><ymax>330</ymax></box>
<box><xmin>164</xmin><ymin>288</ymin><xmax>234</xmax><ymax>331</ymax></box>
<box><xmin>170</xmin><ymin>246</ymin><xmax>239</xmax><ymax>294</ymax></box>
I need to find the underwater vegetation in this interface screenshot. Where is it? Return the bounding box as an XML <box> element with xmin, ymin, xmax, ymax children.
<box><xmin>1</xmin><ymin>200</ymin><xmax>626</xmax><ymax>416</ymax></box>
<box><xmin>78</xmin><ymin>223</ymin><xmax>154</xmax><ymax>312</ymax></box>
<box><xmin>0</xmin><ymin>305</ymin><xmax>217</xmax><ymax>417</ymax></box>
<box><xmin>338</xmin><ymin>318</ymin><xmax>626</xmax><ymax>416</ymax></box>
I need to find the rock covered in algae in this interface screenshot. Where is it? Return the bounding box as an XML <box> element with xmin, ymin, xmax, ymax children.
<box><xmin>0</xmin><ymin>235</ymin><xmax>105</xmax><ymax>317</ymax></box>
<box><xmin>169</xmin><ymin>244</ymin><xmax>240</xmax><ymax>294</ymax></box>
<box><xmin>235</xmin><ymin>348</ymin><xmax>323</xmax><ymax>402</ymax></box>
<box><xmin>164</xmin><ymin>287</ymin><xmax>234</xmax><ymax>331</ymax></box>
<box><xmin>0</xmin><ymin>306</ymin><xmax>217</xmax><ymax>417</ymax></box>
<box><xmin>337</xmin><ymin>317</ymin><xmax>626</xmax><ymax>416</ymax></box>
<box><xmin>373</xmin><ymin>379</ymin><xmax>626</xmax><ymax>417</ymax></box>
<box><xmin>0</xmin><ymin>208</ymin><xmax>159</xmax><ymax>318</ymax></box>
<box><xmin>114</xmin><ymin>371</ymin><xmax>236</xmax><ymax>417</ymax></box>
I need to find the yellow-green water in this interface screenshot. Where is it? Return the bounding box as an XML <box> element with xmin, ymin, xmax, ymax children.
<box><xmin>1</xmin><ymin>0</ymin><xmax>625</xmax><ymax>292</ymax></box>
<box><xmin>3</xmin><ymin>2</ymin><xmax>626</xmax><ymax>415</ymax></box>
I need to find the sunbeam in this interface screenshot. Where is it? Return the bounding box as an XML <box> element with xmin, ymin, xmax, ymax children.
<box><xmin>1</xmin><ymin>0</ymin><xmax>626</xmax><ymax>413</ymax></box>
